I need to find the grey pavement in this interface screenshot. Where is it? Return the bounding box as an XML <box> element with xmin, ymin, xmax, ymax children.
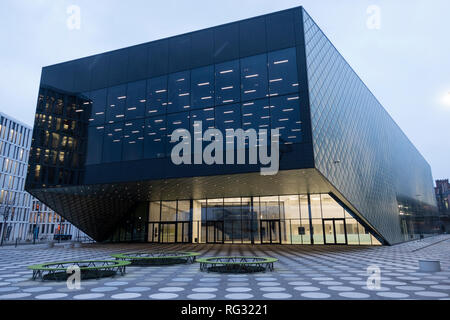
<box><xmin>0</xmin><ymin>235</ymin><xmax>450</xmax><ymax>300</ymax></box>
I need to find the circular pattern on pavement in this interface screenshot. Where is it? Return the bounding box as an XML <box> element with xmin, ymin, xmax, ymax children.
<box><xmin>111</xmin><ymin>293</ymin><xmax>142</xmax><ymax>299</ymax></box>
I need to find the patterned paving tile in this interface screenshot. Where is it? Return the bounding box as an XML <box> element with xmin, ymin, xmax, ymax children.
<box><xmin>0</xmin><ymin>235</ymin><xmax>449</xmax><ymax>300</ymax></box>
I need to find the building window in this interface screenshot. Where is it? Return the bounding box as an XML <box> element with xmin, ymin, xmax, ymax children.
<box><xmin>147</xmin><ymin>76</ymin><xmax>168</xmax><ymax>116</ymax></box>
<box><xmin>144</xmin><ymin>116</ymin><xmax>166</xmax><ymax>159</ymax></box>
<box><xmin>168</xmin><ymin>71</ymin><xmax>191</xmax><ymax>113</ymax></box>
<box><xmin>126</xmin><ymin>80</ymin><xmax>146</xmax><ymax>120</ymax></box>
<box><xmin>268</xmin><ymin>48</ymin><xmax>299</xmax><ymax>96</ymax></box>
<box><xmin>241</xmin><ymin>54</ymin><xmax>268</xmax><ymax>102</ymax></box>
<box><xmin>215</xmin><ymin>60</ymin><xmax>240</xmax><ymax>105</ymax></box>
<box><xmin>106</xmin><ymin>85</ymin><xmax>127</xmax><ymax>123</ymax></box>
<box><xmin>191</xmin><ymin>66</ymin><xmax>215</xmax><ymax>109</ymax></box>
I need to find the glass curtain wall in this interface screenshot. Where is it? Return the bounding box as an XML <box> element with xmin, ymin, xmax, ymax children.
<box><xmin>148</xmin><ymin>194</ymin><xmax>382</xmax><ymax>245</ymax></box>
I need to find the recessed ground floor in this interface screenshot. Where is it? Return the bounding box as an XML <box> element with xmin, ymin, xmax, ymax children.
<box><xmin>110</xmin><ymin>193</ymin><xmax>383</xmax><ymax>246</ymax></box>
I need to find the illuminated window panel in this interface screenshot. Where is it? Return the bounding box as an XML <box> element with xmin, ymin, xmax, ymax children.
<box><xmin>147</xmin><ymin>76</ymin><xmax>168</xmax><ymax>116</ymax></box>
<box><xmin>215</xmin><ymin>60</ymin><xmax>240</xmax><ymax>105</ymax></box>
<box><xmin>270</xmin><ymin>94</ymin><xmax>302</xmax><ymax>144</ymax></box>
<box><xmin>106</xmin><ymin>85</ymin><xmax>127</xmax><ymax>122</ymax></box>
<box><xmin>166</xmin><ymin>112</ymin><xmax>190</xmax><ymax>157</ymax></box>
<box><xmin>168</xmin><ymin>71</ymin><xmax>191</xmax><ymax>113</ymax></box>
<box><xmin>102</xmin><ymin>122</ymin><xmax>124</xmax><ymax>163</ymax></box>
<box><xmin>215</xmin><ymin>104</ymin><xmax>241</xmax><ymax>132</ymax></box>
<box><xmin>190</xmin><ymin>108</ymin><xmax>215</xmax><ymax>133</ymax></box>
<box><xmin>241</xmin><ymin>99</ymin><xmax>270</xmax><ymax>131</ymax></box>
<box><xmin>126</xmin><ymin>80</ymin><xmax>146</xmax><ymax>120</ymax></box>
<box><xmin>88</xmin><ymin>89</ymin><xmax>107</xmax><ymax>126</ymax></box>
<box><xmin>144</xmin><ymin>116</ymin><xmax>166</xmax><ymax>159</ymax></box>
<box><xmin>241</xmin><ymin>54</ymin><xmax>268</xmax><ymax>102</ymax></box>
<box><xmin>191</xmin><ymin>65</ymin><xmax>215</xmax><ymax>110</ymax></box>
<box><xmin>122</xmin><ymin>119</ymin><xmax>144</xmax><ymax>161</ymax></box>
<box><xmin>268</xmin><ymin>48</ymin><xmax>299</xmax><ymax>96</ymax></box>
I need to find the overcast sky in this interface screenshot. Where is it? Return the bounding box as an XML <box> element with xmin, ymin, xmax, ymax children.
<box><xmin>0</xmin><ymin>0</ymin><xmax>449</xmax><ymax>180</ymax></box>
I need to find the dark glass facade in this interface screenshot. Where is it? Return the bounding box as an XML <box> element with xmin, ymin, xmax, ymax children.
<box><xmin>26</xmin><ymin>7</ymin><xmax>439</xmax><ymax>244</ymax></box>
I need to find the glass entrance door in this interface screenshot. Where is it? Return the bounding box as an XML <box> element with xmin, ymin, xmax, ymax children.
<box><xmin>323</xmin><ymin>219</ymin><xmax>347</xmax><ymax>245</ymax></box>
<box><xmin>260</xmin><ymin>220</ymin><xmax>281</xmax><ymax>244</ymax></box>
<box><xmin>206</xmin><ymin>221</ymin><xmax>224</xmax><ymax>243</ymax></box>
<box><xmin>159</xmin><ymin>223</ymin><xmax>176</xmax><ymax>243</ymax></box>
<box><xmin>177</xmin><ymin>222</ymin><xmax>191</xmax><ymax>243</ymax></box>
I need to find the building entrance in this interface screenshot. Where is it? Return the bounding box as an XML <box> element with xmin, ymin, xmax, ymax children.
<box><xmin>323</xmin><ymin>219</ymin><xmax>347</xmax><ymax>245</ymax></box>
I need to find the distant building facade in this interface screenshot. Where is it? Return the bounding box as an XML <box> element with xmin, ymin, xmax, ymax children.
<box><xmin>28</xmin><ymin>198</ymin><xmax>90</xmax><ymax>242</ymax></box>
<box><xmin>435</xmin><ymin>179</ymin><xmax>450</xmax><ymax>232</ymax></box>
<box><xmin>0</xmin><ymin>112</ymin><xmax>33</xmax><ymax>243</ymax></box>
<box><xmin>435</xmin><ymin>180</ymin><xmax>450</xmax><ymax>214</ymax></box>
<box><xmin>0</xmin><ymin>111</ymin><xmax>90</xmax><ymax>244</ymax></box>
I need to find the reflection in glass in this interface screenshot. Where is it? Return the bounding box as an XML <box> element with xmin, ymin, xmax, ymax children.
<box><xmin>168</xmin><ymin>71</ymin><xmax>191</xmax><ymax>113</ymax></box>
<box><xmin>270</xmin><ymin>94</ymin><xmax>302</xmax><ymax>145</ymax></box>
<box><xmin>106</xmin><ymin>85</ymin><xmax>127</xmax><ymax>122</ymax></box>
<box><xmin>144</xmin><ymin>116</ymin><xmax>166</xmax><ymax>159</ymax></box>
<box><xmin>126</xmin><ymin>80</ymin><xmax>146</xmax><ymax>120</ymax></box>
<box><xmin>102</xmin><ymin>122</ymin><xmax>123</xmax><ymax>163</ymax></box>
<box><xmin>215</xmin><ymin>60</ymin><xmax>240</xmax><ymax>105</ymax></box>
<box><xmin>321</xmin><ymin>194</ymin><xmax>344</xmax><ymax>218</ymax></box>
<box><xmin>346</xmin><ymin>218</ymin><xmax>360</xmax><ymax>245</ymax></box>
<box><xmin>161</xmin><ymin>201</ymin><xmax>177</xmax><ymax>221</ymax></box>
<box><xmin>241</xmin><ymin>54</ymin><xmax>268</xmax><ymax>101</ymax></box>
<box><xmin>122</xmin><ymin>119</ymin><xmax>144</xmax><ymax>161</ymax></box>
<box><xmin>147</xmin><ymin>76</ymin><xmax>168</xmax><ymax>116</ymax></box>
<box><xmin>268</xmin><ymin>48</ymin><xmax>299</xmax><ymax>96</ymax></box>
<box><xmin>191</xmin><ymin>66</ymin><xmax>214</xmax><ymax>109</ymax></box>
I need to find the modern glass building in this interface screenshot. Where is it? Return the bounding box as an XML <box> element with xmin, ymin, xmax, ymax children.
<box><xmin>25</xmin><ymin>7</ymin><xmax>439</xmax><ymax>246</ymax></box>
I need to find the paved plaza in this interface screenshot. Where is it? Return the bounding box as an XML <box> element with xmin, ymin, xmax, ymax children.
<box><xmin>0</xmin><ymin>235</ymin><xmax>450</xmax><ymax>300</ymax></box>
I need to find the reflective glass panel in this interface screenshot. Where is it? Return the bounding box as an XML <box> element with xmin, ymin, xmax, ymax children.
<box><xmin>215</xmin><ymin>104</ymin><xmax>241</xmax><ymax>132</ymax></box>
<box><xmin>241</xmin><ymin>53</ymin><xmax>268</xmax><ymax>101</ymax></box>
<box><xmin>161</xmin><ymin>201</ymin><xmax>177</xmax><ymax>221</ymax></box>
<box><xmin>86</xmin><ymin>126</ymin><xmax>104</xmax><ymax>165</ymax></box>
<box><xmin>167</xmin><ymin>112</ymin><xmax>190</xmax><ymax>157</ymax></box>
<box><xmin>178</xmin><ymin>201</ymin><xmax>191</xmax><ymax>221</ymax></box>
<box><xmin>122</xmin><ymin>119</ymin><xmax>144</xmax><ymax>161</ymax></box>
<box><xmin>106</xmin><ymin>85</ymin><xmax>127</xmax><ymax>122</ymax></box>
<box><xmin>321</xmin><ymin>194</ymin><xmax>345</xmax><ymax>218</ymax></box>
<box><xmin>102</xmin><ymin>122</ymin><xmax>123</xmax><ymax>163</ymax></box>
<box><xmin>270</xmin><ymin>94</ymin><xmax>302</xmax><ymax>145</ymax></box>
<box><xmin>268</xmin><ymin>48</ymin><xmax>299</xmax><ymax>96</ymax></box>
<box><xmin>241</xmin><ymin>99</ymin><xmax>270</xmax><ymax>131</ymax></box>
<box><xmin>259</xmin><ymin>196</ymin><xmax>279</xmax><ymax>219</ymax></box>
<box><xmin>126</xmin><ymin>80</ymin><xmax>146</xmax><ymax>120</ymax></box>
<box><xmin>207</xmin><ymin>199</ymin><xmax>223</xmax><ymax>221</ymax></box>
<box><xmin>88</xmin><ymin>89</ymin><xmax>107</xmax><ymax>126</ymax></box>
<box><xmin>312</xmin><ymin>219</ymin><xmax>324</xmax><ymax>244</ymax></box>
<box><xmin>144</xmin><ymin>116</ymin><xmax>166</xmax><ymax>159</ymax></box>
<box><xmin>280</xmin><ymin>195</ymin><xmax>300</xmax><ymax>220</ymax></box>
<box><xmin>215</xmin><ymin>60</ymin><xmax>240</xmax><ymax>105</ymax></box>
<box><xmin>147</xmin><ymin>76</ymin><xmax>168</xmax><ymax>116</ymax></box>
<box><xmin>168</xmin><ymin>71</ymin><xmax>191</xmax><ymax>113</ymax></box>
<box><xmin>191</xmin><ymin>66</ymin><xmax>214</xmax><ymax>109</ymax></box>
